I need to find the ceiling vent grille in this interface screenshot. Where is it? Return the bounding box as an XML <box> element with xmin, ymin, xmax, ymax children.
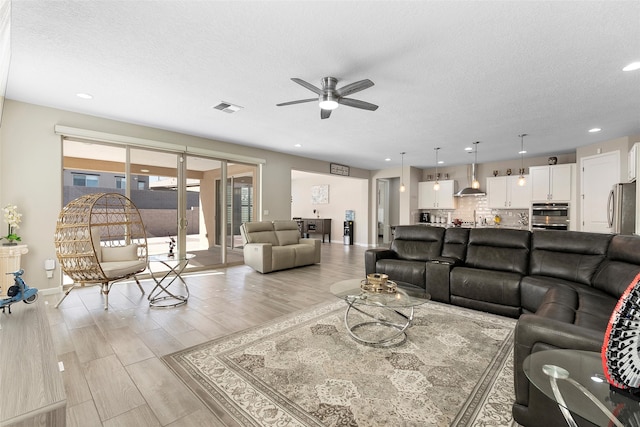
<box><xmin>213</xmin><ymin>102</ymin><xmax>243</xmax><ymax>113</ymax></box>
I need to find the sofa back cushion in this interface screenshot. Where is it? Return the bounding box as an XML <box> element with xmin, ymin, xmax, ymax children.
<box><xmin>273</xmin><ymin>220</ymin><xmax>302</xmax><ymax>246</ymax></box>
<box><xmin>465</xmin><ymin>228</ymin><xmax>530</xmax><ymax>274</ymax></box>
<box><xmin>391</xmin><ymin>226</ymin><xmax>445</xmax><ymax>261</ymax></box>
<box><xmin>241</xmin><ymin>221</ymin><xmax>279</xmax><ymax>246</ymax></box>
<box><xmin>592</xmin><ymin>234</ymin><xmax>640</xmax><ymax>297</ymax></box>
<box><xmin>441</xmin><ymin>227</ymin><xmax>470</xmax><ymax>261</ymax></box>
<box><xmin>529</xmin><ymin>230</ymin><xmax>611</xmax><ymax>285</ymax></box>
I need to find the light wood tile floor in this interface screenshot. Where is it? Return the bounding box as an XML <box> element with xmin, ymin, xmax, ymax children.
<box><xmin>43</xmin><ymin>243</ymin><xmax>368</xmax><ymax>426</ymax></box>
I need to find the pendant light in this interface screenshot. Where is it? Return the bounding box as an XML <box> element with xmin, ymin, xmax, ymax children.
<box><xmin>471</xmin><ymin>141</ymin><xmax>480</xmax><ymax>189</ymax></box>
<box><xmin>518</xmin><ymin>134</ymin><xmax>527</xmax><ymax>186</ymax></box>
<box><xmin>399</xmin><ymin>152</ymin><xmax>406</xmax><ymax>193</ymax></box>
<box><xmin>433</xmin><ymin>147</ymin><xmax>441</xmax><ymax>191</ymax></box>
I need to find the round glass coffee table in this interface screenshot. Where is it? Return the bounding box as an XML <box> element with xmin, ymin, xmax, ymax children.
<box><xmin>330</xmin><ymin>279</ymin><xmax>430</xmax><ymax>347</ymax></box>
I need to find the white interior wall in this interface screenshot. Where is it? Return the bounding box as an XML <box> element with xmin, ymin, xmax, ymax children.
<box><xmin>291</xmin><ymin>171</ymin><xmax>368</xmax><ymax>246</ymax></box>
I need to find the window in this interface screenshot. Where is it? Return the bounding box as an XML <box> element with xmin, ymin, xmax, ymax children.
<box><xmin>72</xmin><ymin>173</ymin><xmax>99</xmax><ymax>187</ymax></box>
<box><xmin>115</xmin><ymin>176</ymin><xmax>126</xmax><ymax>189</ymax></box>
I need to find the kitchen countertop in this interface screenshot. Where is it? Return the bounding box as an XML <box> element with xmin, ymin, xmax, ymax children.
<box><xmin>413</xmin><ymin>223</ymin><xmax>529</xmax><ymax>230</ymax></box>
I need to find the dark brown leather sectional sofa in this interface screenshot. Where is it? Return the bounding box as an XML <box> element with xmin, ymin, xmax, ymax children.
<box><xmin>365</xmin><ymin>225</ymin><xmax>640</xmax><ymax>427</ymax></box>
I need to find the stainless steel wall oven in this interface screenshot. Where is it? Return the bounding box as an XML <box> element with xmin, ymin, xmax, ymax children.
<box><xmin>531</xmin><ymin>202</ymin><xmax>569</xmax><ymax>230</ymax></box>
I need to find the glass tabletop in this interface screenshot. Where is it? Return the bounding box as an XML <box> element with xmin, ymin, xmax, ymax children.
<box><xmin>330</xmin><ymin>279</ymin><xmax>430</xmax><ymax>308</ymax></box>
<box><xmin>524</xmin><ymin>349</ymin><xmax>639</xmax><ymax>426</ymax></box>
<box><xmin>149</xmin><ymin>253</ymin><xmax>196</xmax><ymax>263</ymax></box>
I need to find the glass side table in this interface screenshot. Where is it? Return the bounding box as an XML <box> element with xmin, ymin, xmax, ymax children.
<box><xmin>147</xmin><ymin>253</ymin><xmax>195</xmax><ymax>308</ymax></box>
<box><xmin>330</xmin><ymin>279</ymin><xmax>430</xmax><ymax>347</ymax></box>
<box><xmin>524</xmin><ymin>349</ymin><xmax>640</xmax><ymax>427</ymax></box>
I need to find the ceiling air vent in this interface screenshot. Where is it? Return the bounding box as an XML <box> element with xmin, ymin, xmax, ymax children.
<box><xmin>213</xmin><ymin>102</ymin><xmax>243</xmax><ymax>114</ymax></box>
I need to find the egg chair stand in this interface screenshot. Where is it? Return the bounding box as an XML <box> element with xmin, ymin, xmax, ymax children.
<box><xmin>54</xmin><ymin>193</ymin><xmax>148</xmax><ymax>310</ymax></box>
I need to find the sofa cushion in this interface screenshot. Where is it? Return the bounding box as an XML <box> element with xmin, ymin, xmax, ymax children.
<box><xmin>375</xmin><ymin>259</ymin><xmax>426</xmax><ymax>288</ymax></box>
<box><xmin>273</xmin><ymin>220</ymin><xmax>302</xmax><ymax>246</ymax></box>
<box><xmin>450</xmin><ymin>266</ymin><xmax>521</xmax><ymax>308</ymax></box>
<box><xmin>535</xmin><ymin>287</ymin><xmax>616</xmax><ymax>331</ymax></box>
<box><xmin>592</xmin><ymin>234</ymin><xmax>640</xmax><ymax>297</ymax></box>
<box><xmin>293</xmin><ymin>244</ymin><xmax>316</xmax><ymax>265</ymax></box>
<box><xmin>390</xmin><ymin>226</ymin><xmax>444</xmax><ymax>262</ymax></box>
<box><xmin>271</xmin><ymin>246</ymin><xmax>296</xmax><ymax>271</ymax></box>
<box><xmin>441</xmin><ymin>227</ymin><xmax>470</xmax><ymax>261</ymax></box>
<box><xmin>529</xmin><ymin>230</ymin><xmax>611</xmax><ymax>285</ymax></box>
<box><xmin>242</xmin><ymin>221</ymin><xmax>280</xmax><ymax>246</ymax></box>
<box><xmin>465</xmin><ymin>228</ymin><xmax>530</xmax><ymax>274</ymax></box>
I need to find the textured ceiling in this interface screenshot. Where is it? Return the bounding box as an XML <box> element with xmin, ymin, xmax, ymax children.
<box><xmin>6</xmin><ymin>1</ymin><xmax>640</xmax><ymax>170</ymax></box>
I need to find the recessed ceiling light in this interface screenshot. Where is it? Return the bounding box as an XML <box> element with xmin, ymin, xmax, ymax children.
<box><xmin>519</xmin><ymin>150</ymin><xmax>527</xmax><ymax>154</ymax></box>
<box><xmin>438</xmin><ymin>160</ymin><xmax>444</xmax><ymax>164</ymax></box>
<box><xmin>294</xmin><ymin>144</ymin><xmax>302</xmax><ymax>148</ymax></box>
<box><xmin>464</xmin><ymin>147</ymin><xmax>473</xmax><ymax>151</ymax></box>
<box><xmin>385</xmin><ymin>158</ymin><xmax>391</xmax><ymax>162</ymax></box>
<box><xmin>589</xmin><ymin>128</ymin><xmax>602</xmax><ymax>133</ymax></box>
<box><xmin>140</xmin><ymin>169</ymin><xmax>149</xmax><ymax>173</ymax></box>
<box><xmin>76</xmin><ymin>93</ymin><xmax>93</xmax><ymax>99</ymax></box>
<box><xmin>623</xmin><ymin>62</ymin><xmax>640</xmax><ymax>71</ymax></box>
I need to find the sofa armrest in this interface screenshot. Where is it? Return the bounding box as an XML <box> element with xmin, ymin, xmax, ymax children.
<box><xmin>300</xmin><ymin>238</ymin><xmax>321</xmax><ymax>263</ymax></box>
<box><xmin>430</xmin><ymin>256</ymin><xmax>463</xmax><ymax>266</ymax></box>
<box><xmin>365</xmin><ymin>249</ymin><xmax>397</xmax><ymax>275</ymax></box>
<box><xmin>243</xmin><ymin>243</ymin><xmax>273</xmax><ymax>273</ymax></box>
<box><xmin>513</xmin><ymin>313</ymin><xmax>604</xmax><ymax>405</ymax></box>
<box><xmin>425</xmin><ymin>261</ymin><xmax>455</xmax><ymax>303</ymax></box>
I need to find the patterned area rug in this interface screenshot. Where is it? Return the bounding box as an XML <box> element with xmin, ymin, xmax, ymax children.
<box><xmin>163</xmin><ymin>300</ymin><xmax>518</xmax><ymax>427</ymax></box>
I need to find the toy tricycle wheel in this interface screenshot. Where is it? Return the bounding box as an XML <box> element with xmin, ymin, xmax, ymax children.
<box><xmin>24</xmin><ymin>293</ymin><xmax>38</xmax><ymax>304</ymax></box>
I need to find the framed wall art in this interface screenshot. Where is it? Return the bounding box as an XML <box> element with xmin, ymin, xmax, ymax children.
<box><xmin>311</xmin><ymin>184</ymin><xmax>329</xmax><ymax>204</ymax></box>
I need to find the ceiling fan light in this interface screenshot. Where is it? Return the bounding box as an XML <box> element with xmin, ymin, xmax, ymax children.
<box><xmin>319</xmin><ymin>100</ymin><xmax>338</xmax><ymax>110</ymax></box>
<box><xmin>319</xmin><ymin>94</ymin><xmax>339</xmax><ymax>110</ymax></box>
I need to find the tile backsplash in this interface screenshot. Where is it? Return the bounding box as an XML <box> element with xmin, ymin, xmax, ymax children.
<box><xmin>419</xmin><ymin>196</ymin><xmax>528</xmax><ymax>227</ymax></box>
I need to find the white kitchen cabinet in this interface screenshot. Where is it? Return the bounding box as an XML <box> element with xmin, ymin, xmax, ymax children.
<box><xmin>530</xmin><ymin>164</ymin><xmax>573</xmax><ymax>202</ymax></box>
<box><xmin>418</xmin><ymin>180</ymin><xmax>457</xmax><ymax>209</ymax></box>
<box><xmin>487</xmin><ymin>176</ymin><xmax>531</xmax><ymax>208</ymax></box>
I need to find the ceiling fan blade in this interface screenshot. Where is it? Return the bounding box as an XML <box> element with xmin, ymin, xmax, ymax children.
<box><xmin>338</xmin><ymin>97</ymin><xmax>379</xmax><ymax>111</ymax></box>
<box><xmin>276</xmin><ymin>98</ymin><xmax>317</xmax><ymax>107</ymax></box>
<box><xmin>336</xmin><ymin>79</ymin><xmax>374</xmax><ymax>97</ymax></box>
<box><xmin>321</xmin><ymin>109</ymin><xmax>332</xmax><ymax>119</ymax></box>
<box><xmin>291</xmin><ymin>78</ymin><xmax>323</xmax><ymax>95</ymax></box>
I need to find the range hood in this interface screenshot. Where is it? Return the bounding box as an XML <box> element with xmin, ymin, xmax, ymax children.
<box><xmin>455</xmin><ymin>186</ymin><xmax>486</xmax><ymax>197</ymax></box>
<box><xmin>455</xmin><ymin>160</ymin><xmax>486</xmax><ymax>197</ymax></box>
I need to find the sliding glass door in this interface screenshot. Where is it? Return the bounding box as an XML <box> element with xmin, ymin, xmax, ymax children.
<box><xmin>62</xmin><ymin>138</ymin><xmax>259</xmax><ymax>271</ymax></box>
<box><xmin>215</xmin><ymin>163</ymin><xmax>256</xmax><ymax>262</ymax></box>
<box><xmin>128</xmin><ymin>148</ymin><xmax>180</xmax><ymax>257</ymax></box>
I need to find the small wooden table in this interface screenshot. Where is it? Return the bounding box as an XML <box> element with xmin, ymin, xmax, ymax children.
<box><xmin>301</xmin><ymin>218</ymin><xmax>331</xmax><ymax>243</ymax></box>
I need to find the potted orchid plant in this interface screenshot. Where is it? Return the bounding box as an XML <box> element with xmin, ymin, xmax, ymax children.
<box><xmin>2</xmin><ymin>204</ymin><xmax>22</xmax><ymax>246</ymax></box>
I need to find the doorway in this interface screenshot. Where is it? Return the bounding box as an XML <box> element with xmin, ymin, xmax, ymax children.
<box><xmin>377</xmin><ymin>179</ymin><xmax>391</xmax><ymax>246</ymax></box>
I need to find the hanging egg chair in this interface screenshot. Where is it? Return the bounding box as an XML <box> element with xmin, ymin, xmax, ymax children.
<box><xmin>54</xmin><ymin>193</ymin><xmax>148</xmax><ymax>309</ymax></box>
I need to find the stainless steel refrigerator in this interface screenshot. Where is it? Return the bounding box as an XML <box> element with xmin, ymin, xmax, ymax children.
<box><xmin>608</xmin><ymin>182</ymin><xmax>636</xmax><ymax>234</ymax></box>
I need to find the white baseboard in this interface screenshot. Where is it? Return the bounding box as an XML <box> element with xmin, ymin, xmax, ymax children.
<box><xmin>38</xmin><ymin>286</ymin><xmax>63</xmax><ymax>296</ymax></box>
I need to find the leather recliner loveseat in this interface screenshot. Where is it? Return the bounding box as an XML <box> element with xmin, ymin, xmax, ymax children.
<box><xmin>365</xmin><ymin>226</ymin><xmax>640</xmax><ymax>427</ymax></box>
<box><xmin>240</xmin><ymin>220</ymin><xmax>321</xmax><ymax>273</ymax></box>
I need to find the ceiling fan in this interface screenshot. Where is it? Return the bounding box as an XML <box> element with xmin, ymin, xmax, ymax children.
<box><xmin>276</xmin><ymin>77</ymin><xmax>378</xmax><ymax>119</ymax></box>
